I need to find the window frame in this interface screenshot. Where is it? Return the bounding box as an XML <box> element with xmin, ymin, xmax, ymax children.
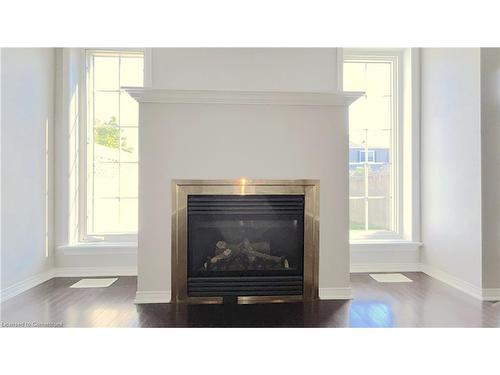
<box><xmin>79</xmin><ymin>48</ymin><xmax>148</xmax><ymax>243</ymax></box>
<box><xmin>343</xmin><ymin>49</ymin><xmax>404</xmax><ymax>241</ymax></box>
<box><xmin>359</xmin><ymin>149</ymin><xmax>376</xmax><ymax>163</ymax></box>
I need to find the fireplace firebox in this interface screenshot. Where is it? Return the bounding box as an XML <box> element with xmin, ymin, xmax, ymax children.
<box><xmin>171</xmin><ymin>179</ymin><xmax>319</xmax><ymax>304</ymax></box>
<box><xmin>187</xmin><ymin>195</ymin><xmax>305</xmax><ymax>297</ymax></box>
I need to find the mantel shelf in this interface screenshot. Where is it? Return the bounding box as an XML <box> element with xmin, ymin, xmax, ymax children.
<box><xmin>124</xmin><ymin>88</ymin><xmax>363</xmax><ymax>106</ymax></box>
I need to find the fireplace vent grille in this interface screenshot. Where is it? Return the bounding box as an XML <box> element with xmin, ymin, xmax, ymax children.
<box><xmin>188</xmin><ymin>276</ymin><xmax>303</xmax><ymax>296</ymax></box>
<box><xmin>187</xmin><ymin>195</ymin><xmax>304</xmax><ymax>215</ymax></box>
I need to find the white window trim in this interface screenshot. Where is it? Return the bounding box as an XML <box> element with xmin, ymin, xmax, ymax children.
<box><xmin>343</xmin><ymin>48</ymin><xmax>408</xmax><ymax>242</ymax></box>
<box><xmin>76</xmin><ymin>48</ymin><xmax>151</xmax><ymax>244</ymax></box>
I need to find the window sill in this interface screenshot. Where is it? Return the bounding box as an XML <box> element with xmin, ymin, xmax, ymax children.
<box><xmin>58</xmin><ymin>242</ymin><xmax>138</xmax><ymax>256</ymax></box>
<box><xmin>350</xmin><ymin>239</ymin><xmax>422</xmax><ymax>251</ymax></box>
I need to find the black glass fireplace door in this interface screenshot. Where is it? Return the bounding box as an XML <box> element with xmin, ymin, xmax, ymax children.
<box><xmin>187</xmin><ymin>195</ymin><xmax>305</xmax><ymax>297</ymax></box>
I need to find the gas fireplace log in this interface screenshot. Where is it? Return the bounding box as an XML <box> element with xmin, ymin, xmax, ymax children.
<box><xmin>215</xmin><ymin>241</ymin><xmax>229</xmax><ymax>255</ymax></box>
<box><xmin>216</xmin><ymin>239</ymin><xmax>271</xmax><ymax>255</ymax></box>
<box><xmin>242</xmin><ymin>249</ymin><xmax>283</xmax><ymax>264</ymax></box>
<box><xmin>206</xmin><ymin>252</ymin><xmax>289</xmax><ymax>270</ymax></box>
<box><xmin>242</xmin><ymin>240</ymin><xmax>271</xmax><ymax>255</ymax></box>
<box><xmin>213</xmin><ymin>239</ymin><xmax>287</xmax><ymax>267</ymax></box>
<box><xmin>237</xmin><ymin>238</ymin><xmax>271</xmax><ymax>254</ymax></box>
<box><xmin>209</xmin><ymin>248</ymin><xmax>234</xmax><ymax>264</ymax></box>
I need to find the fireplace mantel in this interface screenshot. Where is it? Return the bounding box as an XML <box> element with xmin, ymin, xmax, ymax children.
<box><xmin>126</xmin><ymin>88</ymin><xmax>363</xmax><ymax>106</ymax></box>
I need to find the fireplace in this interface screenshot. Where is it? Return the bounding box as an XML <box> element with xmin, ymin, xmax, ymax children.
<box><xmin>187</xmin><ymin>195</ymin><xmax>305</xmax><ymax>297</ymax></box>
<box><xmin>171</xmin><ymin>179</ymin><xmax>320</xmax><ymax>304</ymax></box>
<box><xmin>130</xmin><ymin>88</ymin><xmax>360</xmax><ymax>304</ymax></box>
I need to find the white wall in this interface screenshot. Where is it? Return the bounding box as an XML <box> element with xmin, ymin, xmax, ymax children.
<box><xmin>420</xmin><ymin>48</ymin><xmax>483</xmax><ymax>291</ymax></box>
<box><xmin>152</xmin><ymin>48</ymin><xmax>338</xmax><ymax>91</ymax></box>
<box><xmin>480</xmin><ymin>48</ymin><xmax>500</xmax><ymax>289</ymax></box>
<box><xmin>1</xmin><ymin>48</ymin><xmax>55</xmax><ymax>291</ymax></box>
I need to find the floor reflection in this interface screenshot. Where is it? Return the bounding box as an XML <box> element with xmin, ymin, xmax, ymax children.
<box><xmin>349</xmin><ymin>300</ymin><xmax>394</xmax><ymax>327</ymax></box>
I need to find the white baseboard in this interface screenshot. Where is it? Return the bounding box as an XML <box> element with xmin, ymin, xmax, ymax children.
<box><xmin>482</xmin><ymin>288</ymin><xmax>500</xmax><ymax>301</ymax></box>
<box><xmin>55</xmin><ymin>266</ymin><xmax>137</xmax><ymax>277</ymax></box>
<box><xmin>319</xmin><ymin>287</ymin><xmax>352</xmax><ymax>300</ymax></box>
<box><xmin>351</xmin><ymin>262</ymin><xmax>422</xmax><ymax>273</ymax></box>
<box><xmin>134</xmin><ymin>291</ymin><xmax>171</xmax><ymax>304</ymax></box>
<box><xmin>0</xmin><ymin>269</ymin><xmax>56</xmax><ymax>303</ymax></box>
<box><xmin>421</xmin><ymin>264</ymin><xmax>483</xmax><ymax>300</ymax></box>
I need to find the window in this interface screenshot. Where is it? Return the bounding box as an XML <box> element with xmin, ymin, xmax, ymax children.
<box><xmin>85</xmin><ymin>50</ymin><xmax>144</xmax><ymax>239</ymax></box>
<box><xmin>343</xmin><ymin>50</ymin><xmax>402</xmax><ymax>239</ymax></box>
<box><xmin>359</xmin><ymin>150</ymin><xmax>375</xmax><ymax>163</ymax></box>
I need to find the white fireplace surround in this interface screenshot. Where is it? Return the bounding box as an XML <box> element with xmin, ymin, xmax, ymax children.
<box><xmin>129</xmin><ymin>88</ymin><xmax>362</xmax><ymax>303</ymax></box>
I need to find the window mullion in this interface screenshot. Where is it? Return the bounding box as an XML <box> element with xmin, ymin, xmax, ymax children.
<box><xmin>91</xmin><ymin>55</ymin><xmax>96</xmax><ymax>235</ymax></box>
<box><xmin>364</xmin><ymin>128</ymin><xmax>369</xmax><ymax>231</ymax></box>
<box><xmin>117</xmin><ymin>55</ymin><xmax>122</xmax><ymax>228</ymax></box>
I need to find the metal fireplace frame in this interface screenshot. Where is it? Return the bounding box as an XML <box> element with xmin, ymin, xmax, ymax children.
<box><xmin>171</xmin><ymin>179</ymin><xmax>320</xmax><ymax>304</ymax></box>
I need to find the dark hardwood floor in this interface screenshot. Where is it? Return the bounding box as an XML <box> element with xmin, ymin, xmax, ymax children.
<box><xmin>1</xmin><ymin>272</ymin><xmax>499</xmax><ymax>327</ymax></box>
